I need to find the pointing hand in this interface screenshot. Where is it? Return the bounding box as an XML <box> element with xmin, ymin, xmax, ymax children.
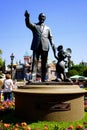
<box><xmin>24</xmin><ymin>10</ymin><xmax>30</xmax><ymax>17</ymax></box>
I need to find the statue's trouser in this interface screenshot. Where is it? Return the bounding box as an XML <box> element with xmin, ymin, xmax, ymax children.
<box><xmin>41</xmin><ymin>51</ymin><xmax>48</xmax><ymax>82</ymax></box>
<box><xmin>32</xmin><ymin>51</ymin><xmax>38</xmax><ymax>81</ymax></box>
<box><xmin>32</xmin><ymin>50</ymin><xmax>48</xmax><ymax>82</ymax></box>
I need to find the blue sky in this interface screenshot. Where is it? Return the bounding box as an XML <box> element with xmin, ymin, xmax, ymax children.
<box><xmin>0</xmin><ymin>0</ymin><xmax>87</xmax><ymax>65</ymax></box>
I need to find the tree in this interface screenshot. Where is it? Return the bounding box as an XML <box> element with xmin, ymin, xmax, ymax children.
<box><xmin>0</xmin><ymin>49</ymin><xmax>4</xmax><ymax>72</ymax></box>
<box><xmin>68</xmin><ymin>69</ymin><xmax>79</xmax><ymax>77</ymax></box>
<box><xmin>83</xmin><ymin>67</ymin><xmax>87</xmax><ymax>77</ymax></box>
<box><xmin>69</xmin><ymin>64</ymin><xmax>84</xmax><ymax>76</ymax></box>
<box><xmin>0</xmin><ymin>49</ymin><xmax>2</xmax><ymax>55</ymax></box>
<box><xmin>0</xmin><ymin>58</ymin><xmax>3</xmax><ymax>68</ymax></box>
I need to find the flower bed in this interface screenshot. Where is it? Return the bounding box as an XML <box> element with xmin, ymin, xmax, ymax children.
<box><xmin>0</xmin><ymin>121</ymin><xmax>32</xmax><ymax>130</ymax></box>
<box><xmin>0</xmin><ymin>121</ymin><xmax>87</xmax><ymax>130</ymax></box>
<box><xmin>66</xmin><ymin>123</ymin><xmax>87</xmax><ymax>130</ymax></box>
<box><xmin>0</xmin><ymin>100</ymin><xmax>15</xmax><ymax>112</ymax></box>
<box><xmin>84</xmin><ymin>96</ymin><xmax>87</xmax><ymax>112</ymax></box>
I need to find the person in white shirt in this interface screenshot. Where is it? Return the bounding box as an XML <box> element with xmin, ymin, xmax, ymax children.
<box><xmin>2</xmin><ymin>74</ymin><xmax>14</xmax><ymax>101</ymax></box>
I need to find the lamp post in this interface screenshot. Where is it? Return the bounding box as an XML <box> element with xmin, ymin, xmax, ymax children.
<box><xmin>10</xmin><ymin>53</ymin><xmax>14</xmax><ymax>79</ymax></box>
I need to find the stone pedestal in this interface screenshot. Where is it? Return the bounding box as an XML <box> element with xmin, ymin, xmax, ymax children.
<box><xmin>13</xmin><ymin>82</ymin><xmax>87</xmax><ymax>122</ymax></box>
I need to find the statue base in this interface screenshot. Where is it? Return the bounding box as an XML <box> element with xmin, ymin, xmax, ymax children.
<box><xmin>13</xmin><ymin>82</ymin><xmax>87</xmax><ymax>122</ymax></box>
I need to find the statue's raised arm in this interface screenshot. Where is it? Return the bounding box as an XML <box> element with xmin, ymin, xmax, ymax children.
<box><xmin>24</xmin><ymin>10</ymin><xmax>30</xmax><ymax>18</ymax></box>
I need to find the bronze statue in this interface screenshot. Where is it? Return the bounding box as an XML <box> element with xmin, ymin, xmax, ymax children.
<box><xmin>55</xmin><ymin>45</ymin><xmax>72</xmax><ymax>82</ymax></box>
<box><xmin>24</xmin><ymin>10</ymin><xmax>56</xmax><ymax>82</ymax></box>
